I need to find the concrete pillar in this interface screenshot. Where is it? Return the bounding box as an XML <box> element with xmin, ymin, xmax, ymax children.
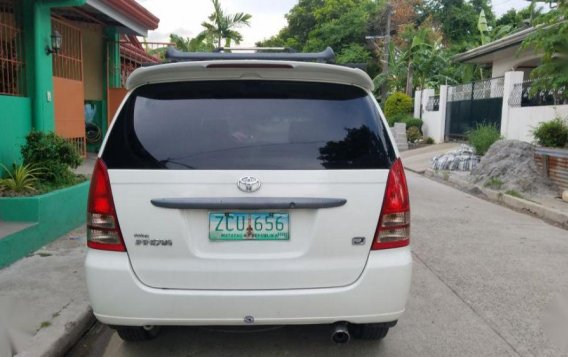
<box><xmin>500</xmin><ymin>71</ymin><xmax>524</xmax><ymax>139</ymax></box>
<box><xmin>421</xmin><ymin>88</ymin><xmax>435</xmax><ymax>113</ymax></box>
<box><xmin>414</xmin><ymin>90</ymin><xmax>422</xmax><ymax>118</ymax></box>
<box><xmin>22</xmin><ymin>0</ymin><xmax>55</xmax><ymax>132</ymax></box>
<box><xmin>105</xmin><ymin>27</ymin><xmax>121</xmax><ymax>89</ymax></box>
<box><xmin>438</xmin><ymin>85</ymin><xmax>448</xmax><ymax>143</ymax></box>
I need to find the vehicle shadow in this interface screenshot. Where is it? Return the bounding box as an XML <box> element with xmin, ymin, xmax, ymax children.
<box><xmin>72</xmin><ymin>323</ymin><xmax>388</xmax><ymax>357</ymax></box>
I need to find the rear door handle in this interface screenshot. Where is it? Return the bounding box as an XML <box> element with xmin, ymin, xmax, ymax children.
<box><xmin>151</xmin><ymin>197</ymin><xmax>347</xmax><ymax>210</ymax></box>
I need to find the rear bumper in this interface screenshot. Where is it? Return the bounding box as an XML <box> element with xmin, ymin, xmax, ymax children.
<box><xmin>85</xmin><ymin>248</ymin><xmax>412</xmax><ymax>326</ymax></box>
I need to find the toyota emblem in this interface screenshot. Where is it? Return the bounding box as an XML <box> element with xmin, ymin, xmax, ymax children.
<box><xmin>237</xmin><ymin>176</ymin><xmax>261</xmax><ymax>193</ymax></box>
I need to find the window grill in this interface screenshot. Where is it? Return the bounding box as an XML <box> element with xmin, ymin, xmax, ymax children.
<box><xmin>508</xmin><ymin>79</ymin><xmax>568</xmax><ymax>107</ymax></box>
<box><xmin>426</xmin><ymin>95</ymin><xmax>440</xmax><ymax>111</ymax></box>
<box><xmin>51</xmin><ymin>17</ymin><xmax>82</xmax><ymax>81</ymax></box>
<box><xmin>0</xmin><ymin>0</ymin><xmax>25</xmax><ymax>96</ymax></box>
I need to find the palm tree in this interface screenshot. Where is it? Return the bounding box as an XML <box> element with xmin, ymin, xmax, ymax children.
<box><xmin>200</xmin><ymin>0</ymin><xmax>252</xmax><ymax>48</ymax></box>
<box><xmin>169</xmin><ymin>33</ymin><xmax>215</xmax><ymax>52</ymax></box>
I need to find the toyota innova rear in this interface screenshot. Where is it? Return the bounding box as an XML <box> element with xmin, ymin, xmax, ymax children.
<box><xmin>85</xmin><ymin>54</ymin><xmax>412</xmax><ymax>343</ymax></box>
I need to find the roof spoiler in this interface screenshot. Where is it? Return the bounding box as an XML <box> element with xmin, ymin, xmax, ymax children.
<box><xmin>165</xmin><ymin>47</ymin><xmax>336</xmax><ymax>64</ymax></box>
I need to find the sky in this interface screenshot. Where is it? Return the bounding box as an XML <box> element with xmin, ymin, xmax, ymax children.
<box><xmin>138</xmin><ymin>0</ymin><xmax>548</xmax><ymax>47</ymax></box>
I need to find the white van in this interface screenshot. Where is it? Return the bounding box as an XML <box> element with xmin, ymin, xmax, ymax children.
<box><xmin>85</xmin><ymin>48</ymin><xmax>412</xmax><ymax>343</ymax></box>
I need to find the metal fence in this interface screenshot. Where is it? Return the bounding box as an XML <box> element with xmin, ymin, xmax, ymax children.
<box><xmin>445</xmin><ymin>77</ymin><xmax>505</xmax><ymax>139</ymax></box>
<box><xmin>426</xmin><ymin>95</ymin><xmax>440</xmax><ymax>111</ymax></box>
<box><xmin>508</xmin><ymin>79</ymin><xmax>568</xmax><ymax>107</ymax></box>
<box><xmin>0</xmin><ymin>0</ymin><xmax>25</xmax><ymax>96</ymax></box>
<box><xmin>448</xmin><ymin>77</ymin><xmax>504</xmax><ymax>102</ymax></box>
<box><xmin>108</xmin><ymin>38</ymin><xmax>166</xmax><ymax>88</ymax></box>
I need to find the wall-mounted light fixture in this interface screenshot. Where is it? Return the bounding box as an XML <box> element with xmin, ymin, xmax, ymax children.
<box><xmin>46</xmin><ymin>30</ymin><xmax>62</xmax><ymax>55</ymax></box>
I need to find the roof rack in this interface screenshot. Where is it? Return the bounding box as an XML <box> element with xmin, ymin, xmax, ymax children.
<box><xmin>165</xmin><ymin>46</ymin><xmax>335</xmax><ymax>63</ymax></box>
<box><xmin>212</xmin><ymin>47</ymin><xmax>297</xmax><ymax>53</ymax></box>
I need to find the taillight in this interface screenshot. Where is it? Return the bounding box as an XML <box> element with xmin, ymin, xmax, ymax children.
<box><xmin>372</xmin><ymin>159</ymin><xmax>410</xmax><ymax>250</ymax></box>
<box><xmin>87</xmin><ymin>159</ymin><xmax>126</xmax><ymax>252</ymax></box>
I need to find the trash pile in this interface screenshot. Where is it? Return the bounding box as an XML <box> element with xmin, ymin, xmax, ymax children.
<box><xmin>470</xmin><ymin>140</ymin><xmax>558</xmax><ymax>197</ymax></box>
<box><xmin>432</xmin><ymin>144</ymin><xmax>479</xmax><ymax>171</ymax></box>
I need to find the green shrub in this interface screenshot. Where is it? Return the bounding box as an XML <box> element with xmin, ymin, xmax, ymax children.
<box><xmin>467</xmin><ymin>123</ymin><xmax>502</xmax><ymax>156</ymax></box>
<box><xmin>386</xmin><ymin>113</ymin><xmax>407</xmax><ymax>127</ymax></box>
<box><xmin>0</xmin><ymin>163</ymin><xmax>42</xmax><ymax>194</ymax></box>
<box><xmin>403</xmin><ymin>117</ymin><xmax>423</xmax><ymax>131</ymax></box>
<box><xmin>407</xmin><ymin>126</ymin><xmax>422</xmax><ymax>143</ymax></box>
<box><xmin>21</xmin><ymin>131</ymin><xmax>82</xmax><ymax>185</ymax></box>
<box><xmin>532</xmin><ymin>118</ymin><xmax>568</xmax><ymax>148</ymax></box>
<box><xmin>384</xmin><ymin>92</ymin><xmax>413</xmax><ymax>119</ymax></box>
<box><xmin>425</xmin><ymin>137</ymin><xmax>435</xmax><ymax>144</ymax></box>
<box><xmin>386</xmin><ymin>114</ymin><xmax>423</xmax><ymax>132</ymax></box>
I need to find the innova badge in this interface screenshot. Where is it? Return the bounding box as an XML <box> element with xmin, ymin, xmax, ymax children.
<box><xmin>237</xmin><ymin>176</ymin><xmax>261</xmax><ymax>193</ymax></box>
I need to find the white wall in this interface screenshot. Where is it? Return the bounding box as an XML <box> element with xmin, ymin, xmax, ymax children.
<box><xmin>414</xmin><ymin>90</ymin><xmax>422</xmax><ymax>118</ymax></box>
<box><xmin>490</xmin><ymin>46</ymin><xmax>540</xmax><ymax>78</ymax></box>
<box><xmin>417</xmin><ymin>86</ymin><xmax>447</xmax><ymax>144</ymax></box>
<box><xmin>504</xmin><ymin>105</ymin><xmax>568</xmax><ymax>142</ymax></box>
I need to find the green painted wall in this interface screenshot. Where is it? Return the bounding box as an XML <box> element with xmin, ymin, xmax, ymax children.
<box><xmin>0</xmin><ymin>96</ymin><xmax>32</xmax><ymax>166</ymax></box>
<box><xmin>22</xmin><ymin>0</ymin><xmax>54</xmax><ymax>132</ymax></box>
<box><xmin>0</xmin><ymin>180</ymin><xmax>89</xmax><ymax>268</ymax></box>
<box><xmin>105</xmin><ymin>27</ymin><xmax>122</xmax><ymax>89</ymax></box>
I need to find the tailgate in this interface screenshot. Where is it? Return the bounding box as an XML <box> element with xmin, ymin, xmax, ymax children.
<box><xmin>110</xmin><ymin>170</ymin><xmax>388</xmax><ymax>290</ymax></box>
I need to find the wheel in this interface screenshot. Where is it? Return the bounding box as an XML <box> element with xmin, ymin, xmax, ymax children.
<box><xmin>114</xmin><ymin>325</ymin><xmax>161</xmax><ymax>342</ymax></box>
<box><xmin>350</xmin><ymin>323</ymin><xmax>390</xmax><ymax>340</ymax></box>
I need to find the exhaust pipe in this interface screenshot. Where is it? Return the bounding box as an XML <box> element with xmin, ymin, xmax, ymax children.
<box><xmin>331</xmin><ymin>322</ymin><xmax>350</xmax><ymax>344</ymax></box>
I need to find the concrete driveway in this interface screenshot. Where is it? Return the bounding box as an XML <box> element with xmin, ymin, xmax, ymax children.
<box><xmin>69</xmin><ymin>173</ymin><xmax>568</xmax><ymax>357</ymax></box>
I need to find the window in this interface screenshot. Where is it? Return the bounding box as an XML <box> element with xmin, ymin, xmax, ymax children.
<box><xmin>0</xmin><ymin>0</ymin><xmax>25</xmax><ymax>96</ymax></box>
<box><xmin>103</xmin><ymin>81</ymin><xmax>396</xmax><ymax>170</ymax></box>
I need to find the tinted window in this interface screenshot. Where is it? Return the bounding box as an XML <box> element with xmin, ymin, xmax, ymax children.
<box><xmin>102</xmin><ymin>81</ymin><xmax>395</xmax><ymax>170</ymax></box>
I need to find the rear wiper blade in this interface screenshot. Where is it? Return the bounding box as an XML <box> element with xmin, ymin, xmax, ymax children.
<box><xmin>158</xmin><ymin>158</ymin><xmax>195</xmax><ymax>169</ymax></box>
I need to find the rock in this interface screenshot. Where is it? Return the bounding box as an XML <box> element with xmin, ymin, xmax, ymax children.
<box><xmin>470</xmin><ymin>140</ymin><xmax>558</xmax><ymax>197</ymax></box>
<box><xmin>563</xmin><ymin>190</ymin><xmax>568</xmax><ymax>203</ymax></box>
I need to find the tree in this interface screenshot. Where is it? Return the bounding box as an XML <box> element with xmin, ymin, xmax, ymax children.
<box><xmin>417</xmin><ymin>0</ymin><xmax>482</xmax><ymax>47</ymax></box>
<box><xmin>169</xmin><ymin>33</ymin><xmax>215</xmax><ymax>52</ymax></box>
<box><xmin>373</xmin><ymin>43</ymin><xmax>409</xmax><ymax>94</ymax></box>
<box><xmin>200</xmin><ymin>0</ymin><xmax>252</xmax><ymax>48</ymax></box>
<box><xmin>497</xmin><ymin>1</ymin><xmax>545</xmax><ymax>32</ymax></box>
<box><xmin>521</xmin><ymin>0</ymin><xmax>568</xmax><ymax>91</ymax></box>
<box><xmin>258</xmin><ymin>0</ymin><xmax>380</xmax><ymax>54</ymax></box>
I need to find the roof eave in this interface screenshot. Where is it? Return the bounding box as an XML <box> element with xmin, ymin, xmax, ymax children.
<box><xmin>453</xmin><ymin>27</ymin><xmax>536</xmax><ymax>63</ymax></box>
<box><xmin>86</xmin><ymin>0</ymin><xmax>159</xmax><ymax>36</ymax></box>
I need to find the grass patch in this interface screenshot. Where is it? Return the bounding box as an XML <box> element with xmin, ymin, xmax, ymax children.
<box><xmin>39</xmin><ymin>321</ymin><xmax>51</xmax><ymax>329</ymax></box>
<box><xmin>505</xmin><ymin>190</ymin><xmax>524</xmax><ymax>199</ymax></box>
<box><xmin>467</xmin><ymin>123</ymin><xmax>502</xmax><ymax>156</ymax></box>
<box><xmin>442</xmin><ymin>171</ymin><xmax>450</xmax><ymax>181</ymax></box>
<box><xmin>484</xmin><ymin>177</ymin><xmax>504</xmax><ymax>190</ymax></box>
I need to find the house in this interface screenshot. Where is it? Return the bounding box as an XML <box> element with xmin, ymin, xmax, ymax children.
<box><xmin>452</xmin><ymin>27</ymin><xmax>541</xmax><ymax>79</ymax></box>
<box><xmin>416</xmin><ymin>24</ymin><xmax>567</xmax><ymax>143</ymax></box>
<box><xmin>414</xmin><ymin>26</ymin><xmax>568</xmax><ymax>191</ymax></box>
<box><xmin>0</xmin><ymin>0</ymin><xmax>164</xmax><ymax>167</ymax></box>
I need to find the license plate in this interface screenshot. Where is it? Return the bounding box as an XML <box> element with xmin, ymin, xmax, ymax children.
<box><xmin>209</xmin><ymin>212</ymin><xmax>289</xmax><ymax>241</ymax></box>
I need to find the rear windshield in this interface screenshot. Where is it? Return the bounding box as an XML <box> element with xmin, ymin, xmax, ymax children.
<box><xmin>102</xmin><ymin>81</ymin><xmax>396</xmax><ymax>170</ymax></box>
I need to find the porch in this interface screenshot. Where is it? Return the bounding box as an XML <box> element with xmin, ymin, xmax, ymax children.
<box><xmin>0</xmin><ymin>0</ymin><xmax>164</xmax><ymax>166</ymax></box>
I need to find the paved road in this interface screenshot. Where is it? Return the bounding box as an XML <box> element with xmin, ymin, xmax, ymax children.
<box><xmin>68</xmin><ymin>173</ymin><xmax>568</xmax><ymax>357</ymax></box>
